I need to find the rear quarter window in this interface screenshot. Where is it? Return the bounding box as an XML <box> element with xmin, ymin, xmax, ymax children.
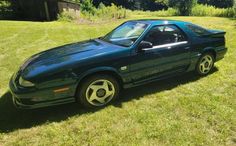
<box><xmin>186</xmin><ymin>24</ymin><xmax>211</xmax><ymax>36</ymax></box>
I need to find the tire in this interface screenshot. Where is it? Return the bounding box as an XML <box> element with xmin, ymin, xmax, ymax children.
<box><xmin>76</xmin><ymin>74</ymin><xmax>120</xmax><ymax>108</ymax></box>
<box><xmin>196</xmin><ymin>53</ymin><xmax>215</xmax><ymax>76</ymax></box>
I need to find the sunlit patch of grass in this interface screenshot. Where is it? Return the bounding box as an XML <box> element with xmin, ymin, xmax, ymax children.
<box><xmin>0</xmin><ymin>16</ymin><xmax>235</xmax><ymax>145</ymax></box>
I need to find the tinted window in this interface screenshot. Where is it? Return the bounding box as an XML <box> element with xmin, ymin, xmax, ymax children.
<box><xmin>186</xmin><ymin>24</ymin><xmax>210</xmax><ymax>36</ymax></box>
<box><xmin>143</xmin><ymin>25</ymin><xmax>187</xmax><ymax>46</ymax></box>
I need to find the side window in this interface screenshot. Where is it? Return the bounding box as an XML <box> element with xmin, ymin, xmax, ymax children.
<box><xmin>186</xmin><ymin>24</ymin><xmax>210</xmax><ymax>36</ymax></box>
<box><xmin>144</xmin><ymin>25</ymin><xmax>187</xmax><ymax>46</ymax></box>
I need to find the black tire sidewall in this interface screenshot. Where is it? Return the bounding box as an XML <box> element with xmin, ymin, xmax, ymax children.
<box><xmin>76</xmin><ymin>74</ymin><xmax>120</xmax><ymax>108</ymax></box>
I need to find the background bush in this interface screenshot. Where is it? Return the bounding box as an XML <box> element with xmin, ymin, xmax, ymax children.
<box><xmin>80</xmin><ymin>2</ymin><xmax>128</xmax><ymax>21</ymax></box>
<box><xmin>0</xmin><ymin>0</ymin><xmax>13</xmax><ymax>19</ymax></box>
<box><xmin>198</xmin><ymin>0</ymin><xmax>234</xmax><ymax>8</ymax></box>
<box><xmin>2</xmin><ymin>0</ymin><xmax>236</xmax><ymax>20</ymax></box>
<box><xmin>58</xmin><ymin>11</ymin><xmax>79</xmax><ymax>22</ymax></box>
<box><xmin>169</xmin><ymin>0</ymin><xmax>197</xmax><ymax>16</ymax></box>
<box><xmin>58</xmin><ymin>1</ymin><xmax>128</xmax><ymax>22</ymax></box>
<box><xmin>95</xmin><ymin>3</ymin><xmax>127</xmax><ymax>19</ymax></box>
<box><xmin>132</xmin><ymin>8</ymin><xmax>179</xmax><ymax>17</ymax></box>
<box><xmin>80</xmin><ymin>0</ymin><xmax>96</xmax><ymax>15</ymax></box>
<box><xmin>191</xmin><ymin>4</ymin><xmax>236</xmax><ymax>17</ymax></box>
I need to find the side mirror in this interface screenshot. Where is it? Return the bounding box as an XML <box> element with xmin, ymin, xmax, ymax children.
<box><xmin>138</xmin><ymin>41</ymin><xmax>153</xmax><ymax>51</ymax></box>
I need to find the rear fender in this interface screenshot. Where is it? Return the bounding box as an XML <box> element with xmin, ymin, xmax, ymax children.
<box><xmin>202</xmin><ymin>47</ymin><xmax>216</xmax><ymax>59</ymax></box>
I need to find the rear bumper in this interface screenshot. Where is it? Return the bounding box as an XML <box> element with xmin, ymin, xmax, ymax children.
<box><xmin>9</xmin><ymin>75</ymin><xmax>75</xmax><ymax>109</ymax></box>
<box><xmin>216</xmin><ymin>47</ymin><xmax>227</xmax><ymax>61</ymax></box>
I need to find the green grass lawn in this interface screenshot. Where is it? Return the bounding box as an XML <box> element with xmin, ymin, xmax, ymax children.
<box><xmin>0</xmin><ymin>16</ymin><xmax>235</xmax><ymax>145</ymax></box>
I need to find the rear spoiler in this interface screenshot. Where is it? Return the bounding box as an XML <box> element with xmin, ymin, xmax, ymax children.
<box><xmin>201</xmin><ymin>29</ymin><xmax>226</xmax><ymax>38</ymax></box>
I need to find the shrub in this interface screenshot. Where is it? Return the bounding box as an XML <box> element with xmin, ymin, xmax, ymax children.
<box><xmin>131</xmin><ymin>8</ymin><xmax>179</xmax><ymax>17</ymax></box>
<box><xmin>0</xmin><ymin>0</ymin><xmax>13</xmax><ymax>19</ymax></box>
<box><xmin>154</xmin><ymin>8</ymin><xmax>179</xmax><ymax>16</ymax></box>
<box><xmin>80</xmin><ymin>3</ymin><xmax>128</xmax><ymax>21</ymax></box>
<box><xmin>169</xmin><ymin>0</ymin><xmax>197</xmax><ymax>16</ymax></box>
<box><xmin>57</xmin><ymin>1</ymin><xmax>128</xmax><ymax>22</ymax></box>
<box><xmin>191</xmin><ymin>4</ymin><xmax>236</xmax><ymax>17</ymax></box>
<box><xmin>95</xmin><ymin>3</ymin><xmax>127</xmax><ymax>19</ymax></box>
<box><xmin>198</xmin><ymin>0</ymin><xmax>234</xmax><ymax>8</ymax></box>
<box><xmin>80</xmin><ymin>0</ymin><xmax>96</xmax><ymax>15</ymax></box>
<box><xmin>57</xmin><ymin>11</ymin><xmax>79</xmax><ymax>22</ymax></box>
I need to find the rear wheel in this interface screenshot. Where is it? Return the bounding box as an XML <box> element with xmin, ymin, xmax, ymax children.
<box><xmin>196</xmin><ymin>53</ymin><xmax>215</xmax><ymax>76</ymax></box>
<box><xmin>77</xmin><ymin>74</ymin><xmax>120</xmax><ymax>108</ymax></box>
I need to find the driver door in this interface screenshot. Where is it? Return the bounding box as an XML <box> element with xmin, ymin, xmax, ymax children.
<box><xmin>130</xmin><ymin>25</ymin><xmax>191</xmax><ymax>84</ymax></box>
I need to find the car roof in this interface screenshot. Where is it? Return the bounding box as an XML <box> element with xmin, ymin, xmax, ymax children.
<box><xmin>127</xmin><ymin>19</ymin><xmax>191</xmax><ymax>26</ymax></box>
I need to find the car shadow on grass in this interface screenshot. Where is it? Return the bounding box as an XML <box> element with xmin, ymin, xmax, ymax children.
<box><xmin>0</xmin><ymin>68</ymin><xmax>218</xmax><ymax>133</ymax></box>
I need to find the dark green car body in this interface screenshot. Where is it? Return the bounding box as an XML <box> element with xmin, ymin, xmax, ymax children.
<box><xmin>9</xmin><ymin>19</ymin><xmax>227</xmax><ymax>109</ymax></box>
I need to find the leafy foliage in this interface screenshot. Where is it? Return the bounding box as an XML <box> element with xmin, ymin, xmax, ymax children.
<box><xmin>198</xmin><ymin>0</ymin><xmax>234</xmax><ymax>8</ymax></box>
<box><xmin>192</xmin><ymin>4</ymin><xmax>236</xmax><ymax>17</ymax></box>
<box><xmin>80</xmin><ymin>3</ymin><xmax>127</xmax><ymax>21</ymax></box>
<box><xmin>2</xmin><ymin>0</ymin><xmax>236</xmax><ymax>20</ymax></box>
<box><xmin>68</xmin><ymin>0</ymin><xmax>80</xmax><ymax>4</ymax></box>
<box><xmin>0</xmin><ymin>0</ymin><xmax>13</xmax><ymax>19</ymax></box>
<box><xmin>58</xmin><ymin>1</ymin><xmax>127</xmax><ymax>22</ymax></box>
<box><xmin>0</xmin><ymin>0</ymin><xmax>10</xmax><ymax>11</ymax></box>
<box><xmin>80</xmin><ymin>0</ymin><xmax>96</xmax><ymax>15</ymax></box>
<box><xmin>133</xmin><ymin>8</ymin><xmax>179</xmax><ymax>17</ymax></box>
<box><xmin>169</xmin><ymin>0</ymin><xmax>197</xmax><ymax>16</ymax></box>
<box><xmin>93</xmin><ymin>0</ymin><xmax>236</xmax><ymax>11</ymax></box>
<box><xmin>95</xmin><ymin>3</ymin><xmax>127</xmax><ymax>19</ymax></box>
<box><xmin>93</xmin><ymin>0</ymin><xmax>168</xmax><ymax>11</ymax></box>
<box><xmin>155</xmin><ymin>0</ymin><xmax>169</xmax><ymax>5</ymax></box>
<box><xmin>58</xmin><ymin>11</ymin><xmax>79</xmax><ymax>22</ymax></box>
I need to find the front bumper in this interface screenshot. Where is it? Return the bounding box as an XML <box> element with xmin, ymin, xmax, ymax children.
<box><xmin>9</xmin><ymin>75</ymin><xmax>75</xmax><ymax>109</ymax></box>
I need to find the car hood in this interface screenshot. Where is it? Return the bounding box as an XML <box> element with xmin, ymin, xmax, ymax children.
<box><xmin>20</xmin><ymin>39</ymin><xmax>124</xmax><ymax>79</ymax></box>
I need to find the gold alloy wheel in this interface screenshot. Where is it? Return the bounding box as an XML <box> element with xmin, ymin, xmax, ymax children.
<box><xmin>85</xmin><ymin>79</ymin><xmax>115</xmax><ymax>106</ymax></box>
<box><xmin>199</xmin><ymin>54</ymin><xmax>214</xmax><ymax>74</ymax></box>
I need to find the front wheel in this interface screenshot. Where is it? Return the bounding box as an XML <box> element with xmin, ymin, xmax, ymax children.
<box><xmin>77</xmin><ymin>74</ymin><xmax>120</xmax><ymax>108</ymax></box>
<box><xmin>196</xmin><ymin>53</ymin><xmax>215</xmax><ymax>76</ymax></box>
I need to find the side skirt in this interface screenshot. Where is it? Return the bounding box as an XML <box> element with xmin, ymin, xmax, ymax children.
<box><xmin>123</xmin><ymin>67</ymin><xmax>189</xmax><ymax>89</ymax></box>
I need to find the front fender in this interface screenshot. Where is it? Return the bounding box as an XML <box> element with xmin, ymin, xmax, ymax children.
<box><xmin>76</xmin><ymin>66</ymin><xmax>123</xmax><ymax>84</ymax></box>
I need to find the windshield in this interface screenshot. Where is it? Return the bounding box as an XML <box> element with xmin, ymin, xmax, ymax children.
<box><xmin>101</xmin><ymin>22</ymin><xmax>149</xmax><ymax>47</ymax></box>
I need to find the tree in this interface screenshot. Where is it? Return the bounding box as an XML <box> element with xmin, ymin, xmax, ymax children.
<box><xmin>169</xmin><ymin>0</ymin><xmax>197</xmax><ymax>16</ymax></box>
<box><xmin>155</xmin><ymin>0</ymin><xmax>168</xmax><ymax>6</ymax></box>
<box><xmin>93</xmin><ymin>0</ymin><xmax>167</xmax><ymax>11</ymax></box>
<box><xmin>80</xmin><ymin>0</ymin><xmax>96</xmax><ymax>14</ymax></box>
<box><xmin>0</xmin><ymin>0</ymin><xmax>15</xmax><ymax>19</ymax></box>
<box><xmin>198</xmin><ymin>0</ymin><xmax>234</xmax><ymax>8</ymax></box>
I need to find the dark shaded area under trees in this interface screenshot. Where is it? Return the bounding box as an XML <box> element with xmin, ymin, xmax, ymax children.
<box><xmin>92</xmin><ymin>0</ymin><xmax>234</xmax><ymax>10</ymax></box>
<box><xmin>0</xmin><ymin>0</ymin><xmax>235</xmax><ymax>20</ymax></box>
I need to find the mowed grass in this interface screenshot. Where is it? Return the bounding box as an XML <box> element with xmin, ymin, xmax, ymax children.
<box><xmin>0</xmin><ymin>16</ymin><xmax>235</xmax><ymax>145</ymax></box>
